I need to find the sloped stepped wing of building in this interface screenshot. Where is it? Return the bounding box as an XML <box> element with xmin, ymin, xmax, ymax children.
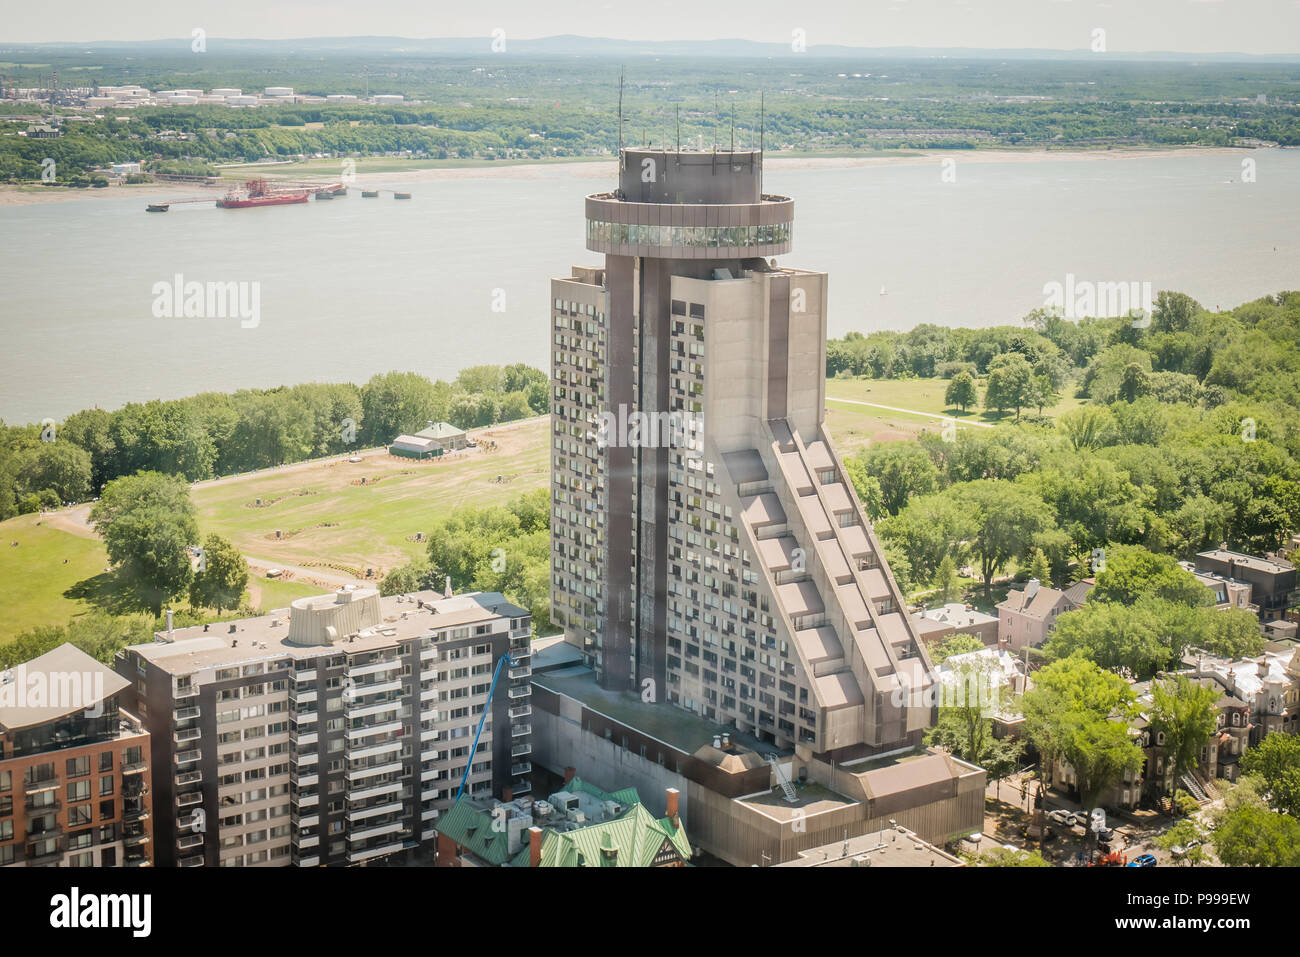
<box><xmin>550</xmin><ymin>148</ymin><xmax>934</xmax><ymax>763</ymax></box>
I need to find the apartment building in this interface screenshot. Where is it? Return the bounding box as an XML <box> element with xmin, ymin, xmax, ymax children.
<box><xmin>115</xmin><ymin>587</ymin><xmax>532</xmax><ymax>867</ymax></box>
<box><xmin>995</xmin><ymin>579</ymin><xmax>1070</xmax><ymax>652</ymax></box>
<box><xmin>1194</xmin><ymin>549</ymin><xmax>1297</xmax><ymax>621</ymax></box>
<box><xmin>1</xmin><ymin>643</ymin><xmax>152</xmax><ymax>867</ymax></box>
<box><xmin>550</xmin><ymin>147</ymin><xmax>933</xmax><ymax>765</ymax></box>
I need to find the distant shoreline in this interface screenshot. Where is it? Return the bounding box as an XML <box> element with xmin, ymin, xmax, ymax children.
<box><xmin>0</xmin><ymin>145</ymin><xmax>1267</xmax><ymax>208</ymax></box>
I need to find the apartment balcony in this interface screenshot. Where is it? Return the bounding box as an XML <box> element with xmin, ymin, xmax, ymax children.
<box><xmin>348</xmin><ymin>780</ymin><xmax>402</xmax><ymax>802</ymax></box>
<box><xmin>122</xmin><ymin>801</ymin><xmax>149</xmax><ymax>822</ymax></box>
<box><xmin>344</xmin><ymin>699</ymin><xmax>401</xmax><ymax>720</ymax></box>
<box><xmin>346</xmin><ymin>801</ymin><xmax>404</xmax><ymax>823</ymax></box>
<box><xmin>175</xmin><ymin>790</ymin><xmax>203</xmax><ymax>808</ymax></box>
<box><xmin>294</xmin><ymin>834</ymin><xmax>320</xmax><ymax>850</ymax></box>
<box><xmin>179</xmin><ymin>854</ymin><xmax>204</xmax><ymax>867</ymax></box>
<box><xmin>174</xmin><ymin>726</ymin><xmax>202</xmax><ymax>744</ymax></box>
<box><xmin>27</xmin><ymin>847</ymin><xmax>64</xmax><ymax>867</ymax></box>
<box><xmin>346</xmin><ymin>720</ymin><xmax>402</xmax><ymax>742</ymax></box>
<box><xmin>294</xmin><ymin>813</ymin><xmax>320</xmax><ymax>829</ymax></box>
<box><xmin>506</xmin><ymin>685</ymin><xmax>531</xmax><ymax>700</ymax></box>
<box><xmin>419</xmin><ymin>686</ymin><xmax>439</xmax><ymax>702</ymax></box>
<box><xmin>346</xmin><ymin>761</ymin><xmax>403</xmax><ymax>784</ymax></box>
<box><xmin>297</xmin><ymin>750</ymin><xmax>319</xmax><ymax>767</ymax></box>
<box><xmin>419</xmin><ymin>744</ymin><xmax>441</xmax><ymax>762</ymax></box>
<box><xmin>508</xmin><ymin>665</ymin><xmax>532</xmax><ymax>680</ymax></box>
<box><xmin>293</xmin><ymin>791</ymin><xmax>319</xmax><ymax>809</ymax></box>
<box><xmin>420</xmin><ymin>806</ymin><xmax>440</xmax><ymax>822</ymax></box>
<box><xmin>347</xmin><ymin>679</ymin><xmax>402</xmax><ymax>700</ymax></box>
<box><xmin>512</xmin><ymin>779</ymin><xmax>532</xmax><ymax>795</ymax></box>
<box><xmin>345</xmin><ymin>659</ymin><xmax>402</xmax><ymax>680</ymax></box>
<box><xmin>289</xmin><ymin>729</ymin><xmax>318</xmax><ymax>747</ymax></box>
<box><xmin>421</xmin><ymin>826</ymin><xmax>437</xmax><ymax>842</ymax></box>
<box><xmin>176</xmin><ymin>833</ymin><xmax>202</xmax><ymax>851</ymax></box>
<box><xmin>125</xmin><ymin>855</ymin><xmax>152</xmax><ymax>868</ymax></box>
<box><xmin>177</xmin><ymin>811</ymin><xmax>203</xmax><ymax>830</ymax></box>
<box><xmin>420</xmin><ymin>645</ymin><xmax>441</xmax><ymax>662</ymax></box>
<box><xmin>511</xmin><ymin>762</ymin><xmax>531</xmax><ymax>777</ymax></box>
<box><xmin>173</xmin><ymin>705</ymin><xmax>200</xmax><ymax>722</ymax></box>
<box><xmin>176</xmin><ymin>770</ymin><xmax>202</xmax><ymax>788</ymax></box>
<box><xmin>291</xmin><ymin>770</ymin><xmax>319</xmax><ymax>789</ymax></box>
<box><xmin>347</xmin><ymin>840</ymin><xmax>405</xmax><ymax>864</ymax></box>
<box><xmin>298</xmin><ymin>854</ymin><xmax>321</xmax><ymax>867</ymax></box>
<box><xmin>345</xmin><ymin>740</ymin><xmax>402</xmax><ymax>763</ymax></box>
<box><xmin>294</xmin><ymin>669</ymin><xmax>317</xmax><ymax>683</ymax></box>
<box><xmin>293</xmin><ymin>709</ymin><xmax>318</xmax><ymax>726</ymax></box>
<box><xmin>175</xmin><ymin>748</ymin><xmax>201</xmax><ymax>765</ymax></box>
<box><xmin>348</xmin><ymin>820</ymin><xmax>404</xmax><ymax>843</ymax></box>
<box><xmin>512</xmin><ymin>723</ymin><xmax>531</xmax><ymax>737</ymax></box>
<box><xmin>174</xmin><ymin>684</ymin><xmax>199</xmax><ymax>700</ymax></box>
<box><xmin>511</xmin><ymin>742</ymin><xmax>532</xmax><ymax>758</ymax></box>
<box><xmin>508</xmin><ymin>705</ymin><xmax>531</xmax><ymax>720</ymax></box>
<box><xmin>289</xmin><ymin>688</ymin><xmax>317</xmax><ymax>705</ymax></box>
<box><xmin>420</xmin><ymin>765</ymin><xmax>444</xmax><ymax>782</ymax></box>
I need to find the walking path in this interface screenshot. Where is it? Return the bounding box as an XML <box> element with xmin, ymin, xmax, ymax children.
<box><xmin>826</xmin><ymin>396</ymin><xmax>995</xmax><ymax>428</ymax></box>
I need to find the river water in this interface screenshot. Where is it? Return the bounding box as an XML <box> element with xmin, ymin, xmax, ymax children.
<box><xmin>2</xmin><ymin>149</ymin><xmax>1297</xmax><ymax>424</ymax></box>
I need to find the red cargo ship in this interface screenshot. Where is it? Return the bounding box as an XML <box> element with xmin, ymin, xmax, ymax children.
<box><xmin>216</xmin><ymin>179</ymin><xmax>310</xmax><ymax>209</ymax></box>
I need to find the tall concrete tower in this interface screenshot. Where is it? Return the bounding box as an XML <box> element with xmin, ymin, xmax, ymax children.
<box><xmin>550</xmin><ymin>148</ymin><xmax>933</xmax><ymax>758</ymax></box>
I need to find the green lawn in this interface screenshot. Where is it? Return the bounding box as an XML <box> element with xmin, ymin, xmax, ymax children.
<box><xmin>0</xmin><ymin>515</ymin><xmax>107</xmax><ymax>643</ymax></box>
<box><xmin>193</xmin><ymin>418</ymin><xmax>550</xmax><ymax>578</ymax></box>
<box><xmin>826</xmin><ymin>375</ymin><xmax>1083</xmax><ymax>427</ymax></box>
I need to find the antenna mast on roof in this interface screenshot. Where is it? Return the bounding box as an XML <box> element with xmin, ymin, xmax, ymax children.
<box><xmin>617</xmin><ymin>67</ymin><xmax>625</xmax><ymax>158</ymax></box>
<box><xmin>759</xmin><ymin>91</ymin><xmax>765</xmax><ymax>192</ymax></box>
<box><xmin>676</xmin><ymin>104</ymin><xmax>680</xmax><ymax>151</ymax></box>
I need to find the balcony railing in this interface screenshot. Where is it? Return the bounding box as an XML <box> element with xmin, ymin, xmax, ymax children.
<box><xmin>175</xmin><ymin>748</ymin><xmax>201</xmax><ymax>765</ymax></box>
<box><xmin>511</xmin><ymin>743</ymin><xmax>532</xmax><ymax>758</ymax></box>
<box><xmin>509</xmin><ymin>705</ymin><xmax>531</xmax><ymax>720</ymax></box>
<box><xmin>176</xmin><ymin>791</ymin><xmax>202</xmax><ymax>808</ymax></box>
<box><xmin>512</xmin><ymin>723</ymin><xmax>531</xmax><ymax>737</ymax></box>
<box><xmin>510</xmin><ymin>762</ymin><xmax>531</xmax><ymax>776</ymax></box>
<box><xmin>174</xmin><ymin>726</ymin><xmax>202</xmax><ymax>744</ymax></box>
<box><xmin>179</xmin><ymin>854</ymin><xmax>204</xmax><ymax>867</ymax></box>
<box><xmin>173</xmin><ymin>705</ymin><xmax>200</xmax><ymax>722</ymax></box>
<box><xmin>176</xmin><ymin>770</ymin><xmax>202</xmax><ymax>787</ymax></box>
<box><xmin>177</xmin><ymin>833</ymin><xmax>203</xmax><ymax>850</ymax></box>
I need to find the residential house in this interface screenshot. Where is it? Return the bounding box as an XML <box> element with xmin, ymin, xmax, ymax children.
<box><xmin>996</xmin><ymin>580</ymin><xmax>1070</xmax><ymax>652</ymax></box>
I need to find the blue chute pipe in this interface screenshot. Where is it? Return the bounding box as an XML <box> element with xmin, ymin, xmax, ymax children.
<box><xmin>454</xmin><ymin>653</ymin><xmax>517</xmax><ymax>802</ymax></box>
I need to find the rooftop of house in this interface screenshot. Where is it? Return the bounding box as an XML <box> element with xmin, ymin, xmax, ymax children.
<box><xmin>915</xmin><ymin>602</ymin><xmax>998</xmax><ymax>628</ymax></box>
<box><xmin>997</xmin><ymin>581</ymin><xmax>1066</xmax><ymax>619</ymax></box>
<box><xmin>0</xmin><ymin>643</ymin><xmax>131</xmax><ymax>731</ymax></box>
<box><xmin>1061</xmin><ymin>579</ymin><xmax>1095</xmax><ymax>607</ymax></box>
<box><xmin>776</xmin><ymin>823</ymin><xmax>964</xmax><ymax>867</ymax></box>
<box><xmin>126</xmin><ymin>589</ymin><xmax>526</xmax><ymax>675</ymax></box>
<box><xmin>1196</xmin><ymin>549</ymin><xmax>1295</xmax><ymax>575</ymax></box>
<box><xmin>436</xmin><ymin>777</ymin><xmax>692</xmax><ymax>867</ymax></box>
<box><xmin>1176</xmin><ymin>645</ymin><xmax>1299</xmax><ymax>699</ymax></box>
<box><xmin>414</xmin><ymin>421</ymin><xmax>466</xmax><ymax>441</ymax></box>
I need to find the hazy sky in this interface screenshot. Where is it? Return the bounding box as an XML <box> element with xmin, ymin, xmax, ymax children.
<box><xmin>5</xmin><ymin>0</ymin><xmax>1300</xmax><ymax>53</ymax></box>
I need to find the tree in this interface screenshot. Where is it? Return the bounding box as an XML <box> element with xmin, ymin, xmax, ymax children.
<box><xmin>983</xmin><ymin>353</ymin><xmax>1035</xmax><ymax>420</ymax></box>
<box><xmin>1045</xmin><ymin>602</ymin><xmax>1173</xmax><ymax>679</ymax></box>
<box><xmin>1150</xmin><ymin>676</ymin><xmax>1220</xmax><ymax>792</ymax></box>
<box><xmin>89</xmin><ymin>471</ymin><xmax>200</xmax><ymax>617</ymax></box>
<box><xmin>932</xmin><ymin>553</ymin><xmax>961</xmax><ymax>603</ymax></box>
<box><xmin>360</xmin><ymin>371</ymin><xmax>443</xmax><ymax>445</ymax></box>
<box><xmin>944</xmin><ymin>371</ymin><xmax>977</xmax><ymax>413</ymax></box>
<box><xmin>188</xmin><ymin>534</ymin><xmax>248</xmax><ymax>612</ymax></box>
<box><xmin>1153</xmin><ymin>818</ymin><xmax>1210</xmax><ymax>866</ymax></box>
<box><xmin>1023</xmin><ymin>657</ymin><xmax>1143</xmax><ymax>808</ymax></box>
<box><xmin>1091</xmin><ymin>544</ymin><xmax>1211</xmax><ymax>607</ymax></box>
<box><xmin>878</xmin><ymin>492</ymin><xmax>975</xmax><ymax>586</ymax></box>
<box><xmin>931</xmin><ymin>632</ymin><xmax>984</xmax><ymax>665</ymax></box>
<box><xmin>1213</xmin><ymin>795</ymin><xmax>1300</xmax><ymax>867</ymax></box>
<box><xmin>15</xmin><ymin>441</ymin><xmax>93</xmax><ymax>504</ymax></box>
<box><xmin>1056</xmin><ymin>405</ymin><xmax>1115</xmax><ymax>452</ymax></box>
<box><xmin>951</xmin><ymin>481</ymin><xmax>1055</xmax><ymax>598</ymax></box>
<box><xmin>843</xmin><ymin>457</ymin><xmax>884</xmax><ymax>521</ymax></box>
<box><xmin>1239</xmin><ymin>732</ymin><xmax>1300</xmax><ymax>817</ymax></box>
<box><xmin>974</xmin><ymin>847</ymin><xmax>1050</xmax><ymax>867</ymax></box>
<box><xmin>379</xmin><ymin>560</ymin><xmax>438</xmax><ymax>596</ymax></box>
<box><xmin>1026</xmin><ymin>547</ymin><xmax>1052</xmax><ymax>588</ymax></box>
<box><xmin>855</xmin><ymin>443</ymin><xmax>939</xmax><ymax>516</ymax></box>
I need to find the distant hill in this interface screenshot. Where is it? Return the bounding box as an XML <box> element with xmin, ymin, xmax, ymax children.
<box><xmin>4</xmin><ymin>35</ymin><xmax>1298</xmax><ymax>62</ymax></box>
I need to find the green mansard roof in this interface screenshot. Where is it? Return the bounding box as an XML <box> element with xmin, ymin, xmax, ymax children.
<box><xmin>436</xmin><ymin>777</ymin><xmax>692</xmax><ymax>867</ymax></box>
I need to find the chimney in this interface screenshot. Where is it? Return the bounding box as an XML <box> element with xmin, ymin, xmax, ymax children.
<box><xmin>1025</xmin><ymin>579</ymin><xmax>1040</xmax><ymax>604</ymax></box>
<box><xmin>563</xmin><ymin>766</ymin><xmax>576</xmax><ymax>786</ymax></box>
<box><xmin>713</xmin><ymin>734</ymin><xmax>722</xmax><ymax>749</ymax></box>
<box><xmin>528</xmin><ymin>826</ymin><xmax>543</xmax><ymax>867</ymax></box>
<box><xmin>165</xmin><ymin>609</ymin><xmax>174</xmax><ymax>639</ymax></box>
<box><xmin>721</xmin><ymin>732</ymin><xmax>731</xmax><ymax>749</ymax></box>
<box><xmin>502</xmin><ymin>787</ymin><xmax>513</xmax><ymax>802</ymax></box>
<box><xmin>666</xmin><ymin>787</ymin><xmax>680</xmax><ymax>825</ymax></box>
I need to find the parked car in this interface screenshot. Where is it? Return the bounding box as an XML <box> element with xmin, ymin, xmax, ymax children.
<box><xmin>1128</xmin><ymin>853</ymin><xmax>1157</xmax><ymax>867</ymax></box>
<box><xmin>1047</xmin><ymin>809</ymin><xmax>1076</xmax><ymax>827</ymax></box>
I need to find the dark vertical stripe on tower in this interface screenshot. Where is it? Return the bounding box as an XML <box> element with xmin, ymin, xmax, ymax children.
<box><xmin>602</xmin><ymin>255</ymin><xmax>636</xmax><ymax>690</ymax></box>
<box><xmin>768</xmin><ymin>274</ymin><xmax>790</xmax><ymax>419</ymax></box>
